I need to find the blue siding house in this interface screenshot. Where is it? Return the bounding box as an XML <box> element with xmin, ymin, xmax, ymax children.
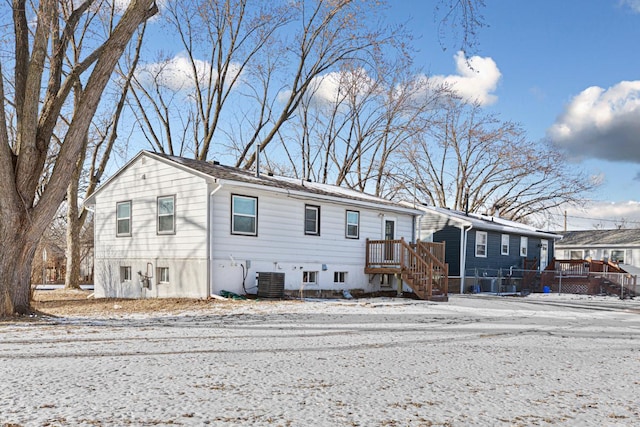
<box><xmin>416</xmin><ymin>206</ymin><xmax>562</xmax><ymax>293</ymax></box>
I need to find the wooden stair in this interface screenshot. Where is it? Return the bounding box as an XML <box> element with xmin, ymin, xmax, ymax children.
<box><xmin>365</xmin><ymin>238</ymin><xmax>449</xmax><ymax>301</ymax></box>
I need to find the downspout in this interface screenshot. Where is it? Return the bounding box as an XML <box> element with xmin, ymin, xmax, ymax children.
<box><xmin>208</xmin><ymin>182</ymin><xmax>223</xmax><ymax>296</ymax></box>
<box><xmin>460</xmin><ymin>223</ymin><xmax>473</xmax><ymax>294</ymax></box>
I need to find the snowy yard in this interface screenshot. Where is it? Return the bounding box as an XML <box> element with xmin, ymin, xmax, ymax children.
<box><xmin>1</xmin><ymin>294</ymin><xmax>639</xmax><ymax>426</ymax></box>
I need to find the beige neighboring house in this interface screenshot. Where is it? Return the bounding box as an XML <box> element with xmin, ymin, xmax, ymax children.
<box><xmin>555</xmin><ymin>229</ymin><xmax>640</xmax><ymax>275</ymax></box>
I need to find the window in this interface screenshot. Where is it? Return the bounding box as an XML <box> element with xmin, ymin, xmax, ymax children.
<box><xmin>116</xmin><ymin>201</ymin><xmax>131</xmax><ymax>236</ymax></box>
<box><xmin>158</xmin><ymin>267</ymin><xmax>170</xmax><ymax>284</ymax></box>
<box><xmin>520</xmin><ymin>236</ymin><xmax>528</xmax><ymax>257</ymax></box>
<box><xmin>303</xmin><ymin>271</ymin><xmax>317</xmax><ymax>285</ymax></box>
<box><xmin>157</xmin><ymin>195</ymin><xmax>175</xmax><ymax>234</ymax></box>
<box><xmin>305</xmin><ymin>205</ymin><xmax>320</xmax><ymax>235</ymax></box>
<box><xmin>611</xmin><ymin>250</ymin><xmax>624</xmax><ymax>263</ymax></box>
<box><xmin>231</xmin><ymin>195</ymin><xmax>257</xmax><ymax>235</ymax></box>
<box><xmin>501</xmin><ymin>234</ymin><xmax>510</xmax><ymax>255</ymax></box>
<box><xmin>334</xmin><ymin>272</ymin><xmax>347</xmax><ymax>283</ymax></box>
<box><xmin>570</xmin><ymin>250</ymin><xmax>584</xmax><ymax>260</ymax></box>
<box><xmin>475</xmin><ymin>231</ymin><xmax>487</xmax><ymax>257</ymax></box>
<box><xmin>346</xmin><ymin>210</ymin><xmax>359</xmax><ymax>239</ymax></box>
<box><xmin>120</xmin><ymin>266</ymin><xmax>132</xmax><ymax>282</ymax></box>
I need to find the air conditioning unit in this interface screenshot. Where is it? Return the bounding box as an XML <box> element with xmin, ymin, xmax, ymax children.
<box><xmin>257</xmin><ymin>272</ymin><xmax>285</xmax><ymax>298</ymax></box>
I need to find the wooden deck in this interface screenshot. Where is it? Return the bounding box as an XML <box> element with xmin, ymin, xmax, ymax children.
<box><xmin>365</xmin><ymin>238</ymin><xmax>448</xmax><ymax>301</ymax></box>
<box><xmin>540</xmin><ymin>259</ymin><xmax>638</xmax><ymax>297</ymax></box>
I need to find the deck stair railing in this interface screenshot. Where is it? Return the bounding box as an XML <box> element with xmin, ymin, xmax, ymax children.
<box><xmin>365</xmin><ymin>238</ymin><xmax>448</xmax><ymax>301</ymax></box>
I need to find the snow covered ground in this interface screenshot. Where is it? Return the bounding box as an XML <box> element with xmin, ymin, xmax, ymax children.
<box><xmin>1</xmin><ymin>293</ymin><xmax>639</xmax><ymax>426</ymax></box>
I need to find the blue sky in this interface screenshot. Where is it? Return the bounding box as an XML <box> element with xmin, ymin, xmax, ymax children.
<box><xmin>126</xmin><ymin>0</ymin><xmax>640</xmax><ymax>230</ymax></box>
<box><xmin>388</xmin><ymin>0</ymin><xmax>640</xmax><ymax>229</ymax></box>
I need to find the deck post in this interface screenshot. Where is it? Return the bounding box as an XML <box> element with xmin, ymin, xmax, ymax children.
<box><xmin>365</xmin><ymin>238</ymin><xmax>370</xmax><ymax>268</ymax></box>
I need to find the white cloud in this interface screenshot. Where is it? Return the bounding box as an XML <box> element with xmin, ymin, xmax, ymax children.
<box><xmin>547</xmin><ymin>81</ymin><xmax>640</xmax><ymax>162</ymax></box>
<box><xmin>136</xmin><ymin>54</ymin><xmax>242</xmax><ymax>92</ymax></box>
<box><xmin>561</xmin><ymin>200</ymin><xmax>640</xmax><ymax>230</ymax></box>
<box><xmin>277</xmin><ymin>68</ymin><xmax>376</xmax><ymax>108</ymax></box>
<box><xmin>430</xmin><ymin>51</ymin><xmax>502</xmax><ymax>106</ymax></box>
<box><xmin>620</xmin><ymin>0</ymin><xmax>640</xmax><ymax>13</ymax></box>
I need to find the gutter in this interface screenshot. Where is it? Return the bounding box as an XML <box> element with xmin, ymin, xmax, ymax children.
<box><xmin>216</xmin><ymin>179</ymin><xmax>422</xmax><ymax>217</ymax></box>
<box><xmin>460</xmin><ymin>223</ymin><xmax>473</xmax><ymax>294</ymax></box>
<box><xmin>207</xmin><ymin>182</ymin><xmax>223</xmax><ymax>297</ymax></box>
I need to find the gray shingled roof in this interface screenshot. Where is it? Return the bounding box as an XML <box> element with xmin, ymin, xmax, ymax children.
<box><xmin>557</xmin><ymin>229</ymin><xmax>640</xmax><ymax>246</ymax></box>
<box><xmin>152</xmin><ymin>152</ymin><xmax>412</xmax><ymax>211</ymax></box>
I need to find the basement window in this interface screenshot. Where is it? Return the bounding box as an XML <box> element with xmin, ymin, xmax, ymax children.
<box><xmin>158</xmin><ymin>267</ymin><xmax>170</xmax><ymax>284</ymax></box>
<box><xmin>120</xmin><ymin>266</ymin><xmax>132</xmax><ymax>283</ymax></box>
<box><xmin>303</xmin><ymin>271</ymin><xmax>317</xmax><ymax>285</ymax></box>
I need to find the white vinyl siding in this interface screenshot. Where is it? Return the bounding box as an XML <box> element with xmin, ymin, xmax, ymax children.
<box><xmin>501</xmin><ymin>234</ymin><xmax>509</xmax><ymax>255</ymax></box>
<box><xmin>157</xmin><ymin>195</ymin><xmax>175</xmax><ymax>234</ymax></box>
<box><xmin>520</xmin><ymin>236</ymin><xmax>528</xmax><ymax>257</ymax></box>
<box><xmin>475</xmin><ymin>231</ymin><xmax>487</xmax><ymax>257</ymax></box>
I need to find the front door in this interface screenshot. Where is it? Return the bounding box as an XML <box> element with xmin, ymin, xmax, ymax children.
<box><xmin>539</xmin><ymin>239</ymin><xmax>548</xmax><ymax>271</ymax></box>
<box><xmin>384</xmin><ymin>219</ymin><xmax>396</xmax><ymax>261</ymax></box>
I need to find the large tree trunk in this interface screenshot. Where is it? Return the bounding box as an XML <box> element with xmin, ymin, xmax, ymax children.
<box><xmin>0</xmin><ymin>219</ymin><xmax>40</xmax><ymax>315</ymax></box>
<box><xmin>64</xmin><ymin>169</ymin><xmax>82</xmax><ymax>290</ymax></box>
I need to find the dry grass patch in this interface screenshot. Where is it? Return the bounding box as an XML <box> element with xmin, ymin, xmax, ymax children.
<box><xmin>30</xmin><ymin>289</ymin><xmax>238</xmax><ymax>317</ymax></box>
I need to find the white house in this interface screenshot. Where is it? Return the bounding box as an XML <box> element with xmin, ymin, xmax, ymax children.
<box><xmin>84</xmin><ymin>151</ymin><xmax>423</xmax><ymax>299</ymax></box>
<box><xmin>555</xmin><ymin>229</ymin><xmax>640</xmax><ymax>275</ymax></box>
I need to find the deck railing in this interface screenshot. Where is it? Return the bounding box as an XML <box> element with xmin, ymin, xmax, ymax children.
<box><xmin>365</xmin><ymin>238</ymin><xmax>448</xmax><ymax>298</ymax></box>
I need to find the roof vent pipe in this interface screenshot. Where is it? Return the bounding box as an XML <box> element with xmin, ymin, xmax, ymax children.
<box><xmin>464</xmin><ymin>190</ymin><xmax>469</xmax><ymax>216</ymax></box>
<box><xmin>255</xmin><ymin>143</ymin><xmax>260</xmax><ymax>178</ymax></box>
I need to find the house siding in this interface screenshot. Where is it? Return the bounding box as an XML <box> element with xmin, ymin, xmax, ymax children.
<box><xmin>93</xmin><ymin>156</ymin><xmax>210</xmax><ymax>298</ymax></box>
<box><xmin>209</xmin><ymin>184</ymin><xmax>415</xmax><ymax>295</ymax></box>
<box><xmin>91</xmin><ymin>152</ymin><xmax>418</xmax><ymax>298</ymax></box>
<box><xmin>433</xmin><ymin>226</ymin><xmax>461</xmax><ymax>276</ymax></box>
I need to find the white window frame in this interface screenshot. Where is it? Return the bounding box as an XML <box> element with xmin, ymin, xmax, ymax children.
<box><xmin>304</xmin><ymin>205</ymin><xmax>320</xmax><ymax>236</ymax></box>
<box><xmin>475</xmin><ymin>231</ymin><xmax>487</xmax><ymax>258</ymax></box>
<box><xmin>501</xmin><ymin>234</ymin><xmax>509</xmax><ymax>255</ymax></box>
<box><xmin>334</xmin><ymin>272</ymin><xmax>347</xmax><ymax>283</ymax></box>
<box><xmin>520</xmin><ymin>236</ymin><xmax>528</xmax><ymax>257</ymax></box>
<box><xmin>120</xmin><ymin>266</ymin><xmax>132</xmax><ymax>283</ymax></box>
<box><xmin>116</xmin><ymin>201</ymin><xmax>131</xmax><ymax>237</ymax></box>
<box><xmin>611</xmin><ymin>250</ymin><xmax>624</xmax><ymax>263</ymax></box>
<box><xmin>346</xmin><ymin>210</ymin><xmax>360</xmax><ymax>239</ymax></box>
<box><xmin>157</xmin><ymin>195</ymin><xmax>176</xmax><ymax>235</ymax></box>
<box><xmin>158</xmin><ymin>267</ymin><xmax>170</xmax><ymax>284</ymax></box>
<box><xmin>570</xmin><ymin>250</ymin><xmax>584</xmax><ymax>260</ymax></box>
<box><xmin>231</xmin><ymin>195</ymin><xmax>258</xmax><ymax>236</ymax></box>
<box><xmin>302</xmin><ymin>271</ymin><xmax>318</xmax><ymax>285</ymax></box>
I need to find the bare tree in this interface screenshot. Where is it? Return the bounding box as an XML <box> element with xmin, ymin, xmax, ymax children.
<box><xmin>404</xmin><ymin>98</ymin><xmax>598</xmax><ymax>222</ymax></box>
<box><xmin>65</xmin><ymin>22</ymin><xmax>147</xmax><ymax>290</ymax></box>
<box><xmin>0</xmin><ymin>0</ymin><xmax>157</xmax><ymax>316</ymax></box>
<box><xmin>275</xmin><ymin>58</ymin><xmax>447</xmax><ymax>198</ymax></box>
<box><xmin>129</xmin><ymin>0</ymin><xmax>293</xmax><ymax>159</ymax></box>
